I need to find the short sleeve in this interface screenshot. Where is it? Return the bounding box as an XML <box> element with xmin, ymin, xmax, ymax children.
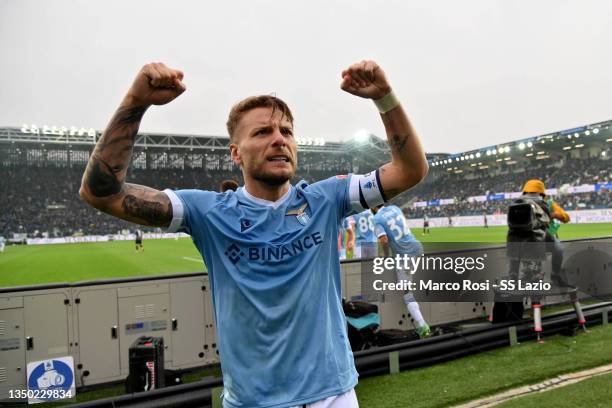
<box><xmin>304</xmin><ymin>174</ymin><xmax>379</xmax><ymax>222</ymax></box>
<box><xmin>163</xmin><ymin>188</ymin><xmax>218</xmax><ymax>235</ymax></box>
<box><xmin>303</xmin><ymin>175</ymin><xmax>352</xmax><ymax>222</ymax></box>
<box><xmin>343</xmin><ymin>216</ymin><xmax>354</xmax><ymax>230</ymax></box>
<box><xmin>374</xmin><ymin>222</ymin><xmax>387</xmax><ymax>238</ymax></box>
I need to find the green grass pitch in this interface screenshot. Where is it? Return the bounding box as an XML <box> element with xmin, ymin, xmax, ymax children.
<box><xmin>1</xmin><ymin>223</ymin><xmax>610</xmax><ymax>288</ymax></box>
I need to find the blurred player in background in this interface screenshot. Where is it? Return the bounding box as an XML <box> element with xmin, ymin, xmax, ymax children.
<box><xmin>0</xmin><ymin>235</ymin><xmax>5</xmax><ymax>253</ymax></box>
<box><xmin>483</xmin><ymin>213</ymin><xmax>488</xmax><ymax>229</ymax></box>
<box><xmin>339</xmin><ymin>217</ymin><xmax>355</xmax><ymax>260</ymax></box>
<box><xmin>80</xmin><ymin>60</ymin><xmax>428</xmax><ymax>407</ymax></box>
<box><xmin>219</xmin><ymin>179</ymin><xmax>239</xmax><ymax>193</ymax></box>
<box><xmin>423</xmin><ymin>213</ymin><xmax>430</xmax><ymax>234</ymax></box>
<box><xmin>135</xmin><ymin>228</ymin><xmax>144</xmax><ymax>252</ymax></box>
<box><xmin>373</xmin><ymin>203</ymin><xmax>431</xmax><ymax>338</ymax></box>
<box><xmin>344</xmin><ymin>209</ymin><xmax>378</xmax><ymax>259</ymax></box>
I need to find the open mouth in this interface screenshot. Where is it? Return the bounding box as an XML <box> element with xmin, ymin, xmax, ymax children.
<box><xmin>267</xmin><ymin>155</ymin><xmax>291</xmax><ymax>163</ymax></box>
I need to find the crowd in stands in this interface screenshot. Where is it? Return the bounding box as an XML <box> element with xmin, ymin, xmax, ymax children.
<box><xmin>1</xmin><ymin>166</ymin><xmax>247</xmax><ymax>238</ymax></box>
<box><xmin>2</xmin><ymin>154</ymin><xmax>610</xmax><ymax>237</ymax></box>
<box><xmin>409</xmin><ymin>155</ymin><xmax>610</xmax><ymax>218</ymax></box>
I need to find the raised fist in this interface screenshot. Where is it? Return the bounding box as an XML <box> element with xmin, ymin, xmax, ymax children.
<box><xmin>126</xmin><ymin>62</ymin><xmax>186</xmax><ymax>106</ymax></box>
<box><xmin>340</xmin><ymin>60</ymin><xmax>391</xmax><ymax>100</ymax></box>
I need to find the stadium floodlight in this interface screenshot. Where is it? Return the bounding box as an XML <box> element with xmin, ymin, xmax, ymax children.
<box><xmin>492</xmin><ymin>149</ymin><xmax>497</xmax><ymax>154</ymax></box>
<box><xmin>593</xmin><ymin>128</ymin><xmax>600</xmax><ymax>134</ymax></box>
<box><xmin>353</xmin><ymin>129</ymin><xmax>369</xmax><ymax>143</ymax></box>
<box><xmin>475</xmin><ymin>152</ymin><xmax>481</xmax><ymax>158</ymax></box>
<box><xmin>455</xmin><ymin>158</ymin><xmax>459</xmax><ymax>162</ymax></box>
<box><xmin>527</xmin><ymin>141</ymin><xmax>533</xmax><ymax>147</ymax></box>
<box><xmin>606</xmin><ymin>138</ymin><xmax>612</xmax><ymax>142</ymax></box>
<box><xmin>563</xmin><ymin>146</ymin><xmax>572</xmax><ymax>150</ymax></box>
<box><xmin>585</xmin><ymin>130</ymin><xmax>590</xmax><ymax>136</ymax></box>
<box><xmin>504</xmin><ymin>146</ymin><xmax>511</xmax><ymax>153</ymax></box>
<box><xmin>574</xmin><ymin>132</ymin><xmax>579</xmax><ymax>137</ymax></box>
<box><xmin>485</xmin><ymin>150</ymin><xmax>491</xmax><ymax>156</ymax></box>
<box><xmin>518</xmin><ymin>143</ymin><xmax>525</xmax><ymax>150</ymax></box>
<box><xmin>575</xmin><ymin>144</ymin><xmax>584</xmax><ymax>148</ymax></box>
<box><xmin>602</xmin><ymin>151</ymin><xmax>607</xmax><ymax>156</ymax></box>
<box><xmin>469</xmin><ymin>154</ymin><xmax>474</xmax><ymax>159</ymax></box>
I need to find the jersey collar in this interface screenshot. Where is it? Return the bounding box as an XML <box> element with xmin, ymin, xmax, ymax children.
<box><xmin>238</xmin><ymin>185</ymin><xmax>293</xmax><ymax>209</ymax></box>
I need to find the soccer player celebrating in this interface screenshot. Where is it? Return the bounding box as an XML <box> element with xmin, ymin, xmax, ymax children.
<box><xmin>80</xmin><ymin>60</ymin><xmax>427</xmax><ymax>408</ymax></box>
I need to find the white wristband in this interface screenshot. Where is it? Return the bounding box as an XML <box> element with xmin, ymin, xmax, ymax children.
<box><xmin>373</xmin><ymin>91</ymin><xmax>400</xmax><ymax>114</ymax></box>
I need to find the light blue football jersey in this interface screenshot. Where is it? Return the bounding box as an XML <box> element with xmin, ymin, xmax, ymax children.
<box><xmin>349</xmin><ymin>210</ymin><xmax>377</xmax><ymax>244</ymax></box>
<box><xmin>374</xmin><ymin>205</ymin><xmax>422</xmax><ymax>256</ymax></box>
<box><xmin>165</xmin><ymin>176</ymin><xmax>360</xmax><ymax>408</ymax></box>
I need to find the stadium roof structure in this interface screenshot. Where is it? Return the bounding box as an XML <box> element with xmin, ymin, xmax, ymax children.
<box><xmin>0</xmin><ymin>126</ymin><xmax>347</xmax><ymax>152</ymax></box>
<box><xmin>427</xmin><ymin>119</ymin><xmax>612</xmax><ymax>175</ymax></box>
<box><xmin>4</xmin><ymin>118</ymin><xmax>609</xmax><ymax>172</ymax></box>
<box><xmin>1</xmin><ymin>125</ymin><xmax>418</xmax><ymax>170</ymax></box>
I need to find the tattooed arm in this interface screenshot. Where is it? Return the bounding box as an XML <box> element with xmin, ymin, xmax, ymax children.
<box><xmin>341</xmin><ymin>60</ymin><xmax>428</xmax><ymax>200</ymax></box>
<box><xmin>79</xmin><ymin>63</ymin><xmax>186</xmax><ymax>227</ymax></box>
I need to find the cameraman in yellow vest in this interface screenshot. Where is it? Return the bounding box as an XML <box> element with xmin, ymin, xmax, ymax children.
<box><xmin>522</xmin><ymin>179</ymin><xmax>571</xmax><ymax>285</ymax></box>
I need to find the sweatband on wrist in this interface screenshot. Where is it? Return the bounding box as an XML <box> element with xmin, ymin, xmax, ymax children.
<box><xmin>374</xmin><ymin>91</ymin><xmax>400</xmax><ymax>114</ymax></box>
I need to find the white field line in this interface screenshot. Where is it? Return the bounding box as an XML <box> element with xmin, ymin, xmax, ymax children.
<box><xmin>182</xmin><ymin>256</ymin><xmax>203</xmax><ymax>263</ymax></box>
<box><xmin>453</xmin><ymin>363</ymin><xmax>612</xmax><ymax>408</ymax></box>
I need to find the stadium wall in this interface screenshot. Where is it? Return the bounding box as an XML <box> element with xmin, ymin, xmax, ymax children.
<box><xmin>17</xmin><ymin>209</ymin><xmax>612</xmax><ymax>244</ymax></box>
<box><xmin>406</xmin><ymin>208</ymin><xmax>612</xmax><ymax>228</ymax></box>
<box><xmin>25</xmin><ymin>232</ymin><xmax>188</xmax><ymax>245</ymax></box>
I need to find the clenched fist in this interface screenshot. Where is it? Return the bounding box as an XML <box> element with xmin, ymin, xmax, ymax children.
<box><xmin>126</xmin><ymin>62</ymin><xmax>186</xmax><ymax>107</ymax></box>
<box><xmin>340</xmin><ymin>60</ymin><xmax>391</xmax><ymax>100</ymax></box>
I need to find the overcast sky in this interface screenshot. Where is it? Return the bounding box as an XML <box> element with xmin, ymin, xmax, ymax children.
<box><xmin>1</xmin><ymin>0</ymin><xmax>610</xmax><ymax>153</ymax></box>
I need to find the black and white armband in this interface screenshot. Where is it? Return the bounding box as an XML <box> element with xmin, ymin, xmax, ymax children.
<box><xmin>348</xmin><ymin>170</ymin><xmax>387</xmax><ymax>211</ymax></box>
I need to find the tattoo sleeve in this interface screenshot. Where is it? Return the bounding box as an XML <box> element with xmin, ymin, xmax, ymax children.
<box><xmin>81</xmin><ymin>104</ymin><xmax>173</xmax><ymax>227</ymax></box>
<box><xmin>120</xmin><ymin>185</ymin><xmax>173</xmax><ymax>227</ymax></box>
<box><xmin>84</xmin><ymin>105</ymin><xmax>146</xmax><ymax>198</ymax></box>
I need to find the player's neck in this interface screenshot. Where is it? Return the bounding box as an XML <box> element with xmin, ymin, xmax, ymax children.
<box><xmin>243</xmin><ymin>179</ymin><xmax>291</xmax><ymax>202</ymax></box>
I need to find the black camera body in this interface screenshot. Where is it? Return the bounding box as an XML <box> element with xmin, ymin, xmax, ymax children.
<box><xmin>507</xmin><ymin>196</ymin><xmax>551</xmax><ymax>260</ymax></box>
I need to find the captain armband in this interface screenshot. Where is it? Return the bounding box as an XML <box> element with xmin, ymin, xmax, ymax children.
<box><xmin>349</xmin><ymin>170</ymin><xmax>387</xmax><ymax>211</ymax></box>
